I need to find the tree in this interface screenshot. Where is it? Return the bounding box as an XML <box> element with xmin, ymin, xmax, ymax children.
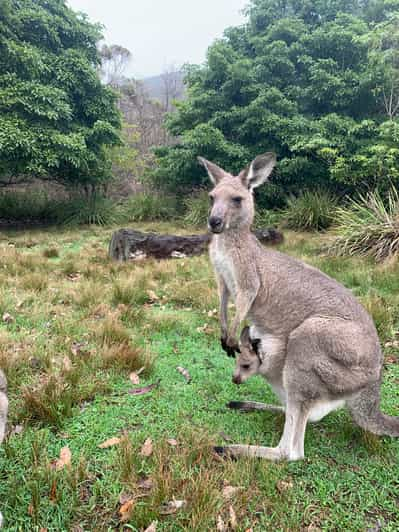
<box><xmin>100</xmin><ymin>44</ymin><xmax>132</xmax><ymax>87</ymax></box>
<box><xmin>0</xmin><ymin>0</ymin><xmax>121</xmax><ymax>189</ymax></box>
<box><xmin>151</xmin><ymin>0</ymin><xmax>399</xmax><ymax>205</ymax></box>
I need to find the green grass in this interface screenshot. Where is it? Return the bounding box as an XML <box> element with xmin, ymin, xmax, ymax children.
<box><xmin>0</xmin><ymin>224</ymin><xmax>398</xmax><ymax>530</ymax></box>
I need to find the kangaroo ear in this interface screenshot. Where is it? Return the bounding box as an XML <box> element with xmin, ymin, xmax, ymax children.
<box><xmin>240</xmin><ymin>326</ymin><xmax>251</xmax><ymax>347</ymax></box>
<box><xmin>250</xmin><ymin>338</ymin><xmax>261</xmax><ymax>355</ymax></box>
<box><xmin>197</xmin><ymin>157</ymin><xmax>228</xmax><ymax>185</ymax></box>
<box><xmin>239</xmin><ymin>152</ymin><xmax>276</xmax><ymax>190</ymax></box>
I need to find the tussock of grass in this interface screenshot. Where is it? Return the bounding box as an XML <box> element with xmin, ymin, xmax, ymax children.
<box><xmin>283</xmin><ymin>189</ymin><xmax>337</xmax><ymax>231</ymax></box>
<box><xmin>331</xmin><ymin>188</ymin><xmax>399</xmax><ymax>261</ymax></box>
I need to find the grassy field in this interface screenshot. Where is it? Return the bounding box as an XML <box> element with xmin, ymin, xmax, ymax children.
<box><xmin>0</xmin><ymin>223</ymin><xmax>398</xmax><ymax>531</ymax></box>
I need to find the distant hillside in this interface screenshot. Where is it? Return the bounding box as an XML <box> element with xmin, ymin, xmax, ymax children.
<box><xmin>140</xmin><ymin>70</ymin><xmax>185</xmax><ymax>104</ymax></box>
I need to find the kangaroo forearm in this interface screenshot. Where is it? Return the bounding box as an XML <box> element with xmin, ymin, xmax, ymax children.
<box><xmin>218</xmin><ymin>279</ymin><xmax>229</xmax><ymax>337</ymax></box>
<box><xmin>0</xmin><ymin>393</ymin><xmax>8</xmax><ymax>443</ymax></box>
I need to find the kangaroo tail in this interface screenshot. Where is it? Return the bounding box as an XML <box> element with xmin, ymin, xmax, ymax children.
<box><xmin>348</xmin><ymin>382</ymin><xmax>399</xmax><ymax>437</ymax></box>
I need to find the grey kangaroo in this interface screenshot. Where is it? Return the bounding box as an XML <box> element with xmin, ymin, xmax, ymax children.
<box><xmin>198</xmin><ymin>152</ymin><xmax>399</xmax><ymax>461</ymax></box>
<box><xmin>0</xmin><ymin>369</ymin><xmax>7</xmax><ymax>528</ymax></box>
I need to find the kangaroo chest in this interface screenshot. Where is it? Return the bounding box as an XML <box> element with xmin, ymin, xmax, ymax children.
<box><xmin>210</xmin><ymin>240</ymin><xmax>238</xmax><ymax>298</ymax></box>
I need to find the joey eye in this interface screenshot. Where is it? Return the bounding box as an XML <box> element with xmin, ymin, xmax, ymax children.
<box><xmin>241</xmin><ymin>364</ymin><xmax>251</xmax><ymax>370</ymax></box>
<box><xmin>232</xmin><ymin>196</ymin><xmax>243</xmax><ymax>206</ymax></box>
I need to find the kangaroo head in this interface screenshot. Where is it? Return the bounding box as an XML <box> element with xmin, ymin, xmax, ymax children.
<box><xmin>198</xmin><ymin>153</ymin><xmax>276</xmax><ymax>233</ymax></box>
<box><xmin>232</xmin><ymin>326</ymin><xmax>262</xmax><ymax>385</ymax></box>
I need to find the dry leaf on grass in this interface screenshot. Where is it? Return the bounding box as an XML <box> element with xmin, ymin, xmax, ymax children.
<box><xmin>119</xmin><ymin>498</ymin><xmax>135</xmax><ymax>522</ymax></box>
<box><xmin>9</xmin><ymin>424</ymin><xmax>24</xmax><ymax>437</ymax></box>
<box><xmin>138</xmin><ymin>477</ymin><xmax>154</xmax><ymax>490</ymax></box>
<box><xmin>229</xmin><ymin>505</ymin><xmax>238</xmax><ymax>530</ymax></box>
<box><xmin>2</xmin><ymin>313</ymin><xmax>14</xmax><ymax>323</ymax></box>
<box><xmin>216</xmin><ymin>515</ymin><xmax>227</xmax><ymax>531</ymax></box>
<box><xmin>159</xmin><ymin>499</ymin><xmax>186</xmax><ymax>515</ymax></box>
<box><xmin>129</xmin><ymin>379</ymin><xmax>160</xmax><ymax>396</ymax></box>
<box><xmin>144</xmin><ymin>522</ymin><xmax>157</xmax><ymax>532</ymax></box>
<box><xmin>129</xmin><ymin>367</ymin><xmax>145</xmax><ymax>385</ymax></box>
<box><xmin>276</xmin><ymin>479</ymin><xmax>293</xmax><ymax>493</ymax></box>
<box><xmin>98</xmin><ymin>437</ymin><xmax>121</xmax><ymax>449</ymax></box>
<box><xmin>167</xmin><ymin>438</ymin><xmax>178</xmax><ymax>446</ymax></box>
<box><xmin>222</xmin><ymin>484</ymin><xmax>244</xmax><ymax>500</ymax></box>
<box><xmin>176</xmin><ymin>366</ymin><xmax>191</xmax><ymax>383</ymax></box>
<box><xmin>52</xmin><ymin>446</ymin><xmax>72</xmax><ymax>470</ymax></box>
<box><xmin>119</xmin><ymin>492</ymin><xmax>134</xmax><ymax>505</ymax></box>
<box><xmin>140</xmin><ymin>438</ymin><xmax>153</xmax><ymax>457</ymax></box>
<box><xmin>62</xmin><ymin>355</ymin><xmax>72</xmax><ymax>372</ymax></box>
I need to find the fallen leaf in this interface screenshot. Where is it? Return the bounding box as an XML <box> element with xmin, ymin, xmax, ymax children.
<box><xmin>39</xmin><ymin>528</ymin><xmax>48</xmax><ymax>532</ymax></box>
<box><xmin>129</xmin><ymin>372</ymin><xmax>140</xmax><ymax>385</ymax></box>
<box><xmin>9</xmin><ymin>424</ymin><xmax>24</xmax><ymax>437</ymax></box>
<box><xmin>216</xmin><ymin>515</ymin><xmax>227</xmax><ymax>531</ymax></box>
<box><xmin>49</xmin><ymin>479</ymin><xmax>57</xmax><ymax>502</ymax></box>
<box><xmin>53</xmin><ymin>446</ymin><xmax>72</xmax><ymax>471</ymax></box>
<box><xmin>276</xmin><ymin>479</ymin><xmax>293</xmax><ymax>493</ymax></box>
<box><xmin>140</xmin><ymin>438</ymin><xmax>153</xmax><ymax>457</ymax></box>
<box><xmin>229</xmin><ymin>505</ymin><xmax>238</xmax><ymax>530</ymax></box>
<box><xmin>138</xmin><ymin>477</ymin><xmax>154</xmax><ymax>490</ymax></box>
<box><xmin>119</xmin><ymin>498</ymin><xmax>135</xmax><ymax>522</ymax></box>
<box><xmin>176</xmin><ymin>366</ymin><xmax>191</xmax><ymax>383</ymax></box>
<box><xmin>147</xmin><ymin>290</ymin><xmax>159</xmax><ymax>302</ymax></box>
<box><xmin>222</xmin><ymin>485</ymin><xmax>244</xmax><ymax>500</ymax></box>
<box><xmin>159</xmin><ymin>499</ymin><xmax>186</xmax><ymax>515</ymax></box>
<box><xmin>129</xmin><ymin>379</ymin><xmax>160</xmax><ymax>396</ymax></box>
<box><xmin>28</xmin><ymin>503</ymin><xmax>34</xmax><ymax>516</ymax></box>
<box><xmin>144</xmin><ymin>522</ymin><xmax>157</xmax><ymax>532</ymax></box>
<box><xmin>2</xmin><ymin>312</ymin><xmax>14</xmax><ymax>323</ymax></box>
<box><xmin>62</xmin><ymin>355</ymin><xmax>72</xmax><ymax>372</ymax></box>
<box><xmin>167</xmin><ymin>438</ymin><xmax>178</xmax><ymax>446</ymax></box>
<box><xmin>119</xmin><ymin>492</ymin><xmax>134</xmax><ymax>505</ymax></box>
<box><xmin>98</xmin><ymin>437</ymin><xmax>121</xmax><ymax>449</ymax></box>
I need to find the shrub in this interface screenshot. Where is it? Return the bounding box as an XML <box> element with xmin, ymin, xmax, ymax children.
<box><xmin>56</xmin><ymin>195</ymin><xmax>119</xmax><ymax>226</ymax></box>
<box><xmin>282</xmin><ymin>190</ymin><xmax>337</xmax><ymax>231</ymax></box>
<box><xmin>330</xmin><ymin>188</ymin><xmax>399</xmax><ymax>261</ymax></box>
<box><xmin>254</xmin><ymin>208</ymin><xmax>284</xmax><ymax>228</ymax></box>
<box><xmin>183</xmin><ymin>189</ymin><xmax>210</xmax><ymax>227</ymax></box>
<box><xmin>119</xmin><ymin>192</ymin><xmax>178</xmax><ymax>222</ymax></box>
<box><xmin>0</xmin><ymin>191</ymin><xmax>55</xmax><ymax>223</ymax></box>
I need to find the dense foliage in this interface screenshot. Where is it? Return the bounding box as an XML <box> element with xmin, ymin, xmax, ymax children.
<box><xmin>151</xmin><ymin>0</ymin><xmax>399</xmax><ymax>206</ymax></box>
<box><xmin>0</xmin><ymin>0</ymin><xmax>121</xmax><ymax>188</ymax></box>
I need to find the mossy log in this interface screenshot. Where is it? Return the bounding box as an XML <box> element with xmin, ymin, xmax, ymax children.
<box><xmin>109</xmin><ymin>228</ymin><xmax>283</xmax><ymax>261</ymax></box>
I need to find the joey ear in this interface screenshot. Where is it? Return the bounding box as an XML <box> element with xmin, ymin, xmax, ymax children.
<box><xmin>239</xmin><ymin>152</ymin><xmax>276</xmax><ymax>190</ymax></box>
<box><xmin>240</xmin><ymin>326</ymin><xmax>251</xmax><ymax>347</ymax></box>
<box><xmin>250</xmin><ymin>338</ymin><xmax>261</xmax><ymax>355</ymax></box>
<box><xmin>197</xmin><ymin>156</ymin><xmax>228</xmax><ymax>185</ymax></box>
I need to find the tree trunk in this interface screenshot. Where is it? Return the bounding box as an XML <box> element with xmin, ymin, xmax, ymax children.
<box><xmin>109</xmin><ymin>228</ymin><xmax>283</xmax><ymax>261</ymax></box>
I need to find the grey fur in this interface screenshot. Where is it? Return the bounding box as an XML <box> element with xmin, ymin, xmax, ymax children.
<box><xmin>199</xmin><ymin>154</ymin><xmax>399</xmax><ymax>461</ymax></box>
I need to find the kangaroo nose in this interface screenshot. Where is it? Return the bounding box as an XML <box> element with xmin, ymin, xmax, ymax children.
<box><xmin>232</xmin><ymin>375</ymin><xmax>241</xmax><ymax>385</ymax></box>
<box><xmin>209</xmin><ymin>216</ymin><xmax>223</xmax><ymax>231</ymax></box>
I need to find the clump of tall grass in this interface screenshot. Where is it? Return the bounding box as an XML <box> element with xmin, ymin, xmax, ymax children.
<box><xmin>120</xmin><ymin>192</ymin><xmax>178</xmax><ymax>222</ymax></box>
<box><xmin>183</xmin><ymin>189</ymin><xmax>210</xmax><ymax>227</ymax></box>
<box><xmin>57</xmin><ymin>195</ymin><xmax>119</xmax><ymax>226</ymax></box>
<box><xmin>282</xmin><ymin>190</ymin><xmax>337</xmax><ymax>231</ymax></box>
<box><xmin>330</xmin><ymin>188</ymin><xmax>399</xmax><ymax>262</ymax></box>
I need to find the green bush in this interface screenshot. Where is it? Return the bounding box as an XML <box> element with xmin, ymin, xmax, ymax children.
<box><xmin>0</xmin><ymin>191</ymin><xmax>56</xmax><ymax>223</ymax></box>
<box><xmin>330</xmin><ymin>188</ymin><xmax>399</xmax><ymax>262</ymax></box>
<box><xmin>282</xmin><ymin>190</ymin><xmax>337</xmax><ymax>231</ymax></box>
<box><xmin>183</xmin><ymin>189</ymin><xmax>210</xmax><ymax>227</ymax></box>
<box><xmin>254</xmin><ymin>208</ymin><xmax>284</xmax><ymax>228</ymax></box>
<box><xmin>119</xmin><ymin>192</ymin><xmax>178</xmax><ymax>222</ymax></box>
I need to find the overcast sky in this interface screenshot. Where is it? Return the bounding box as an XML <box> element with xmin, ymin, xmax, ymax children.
<box><xmin>67</xmin><ymin>0</ymin><xmax>249</xmax><ymax>79</ymax></box>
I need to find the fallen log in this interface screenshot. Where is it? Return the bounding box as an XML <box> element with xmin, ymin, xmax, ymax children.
<box><xmin>109</xmin><ymin>228</ymin><xmax>283</xmax><ymax>261</ymax></box>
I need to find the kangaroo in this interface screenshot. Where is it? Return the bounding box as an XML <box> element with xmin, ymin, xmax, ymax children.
<box><xmin>0</xmin><ymin>369</ymin><xmax>7</xmax><ymax>528</ymax></box>
<box><xmin>198</xmin><ymin>153</ymin><xmax>399</xmax><ymax>461</ymax></box>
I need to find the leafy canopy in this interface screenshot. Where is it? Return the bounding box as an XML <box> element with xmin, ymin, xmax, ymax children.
<box><xmin>0</xmin><ymin>0</ymin><xmax>121</xmax><ymax>187</ymax></box>
<box><xmin>151</xmin><ymin>0</ymin><xmax>399</xmax><ymax>206</ymax></box>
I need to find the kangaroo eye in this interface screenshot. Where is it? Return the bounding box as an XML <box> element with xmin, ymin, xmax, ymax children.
<box><xmin>232</xmin><ymin>196</ymin><xmax>242</xmax><ymax>206</ymax></box>
<box><xmin>209</xmin><ymin>195</ymin><xmax>215</xmax><ymax>203</ymax></box>
<box><xmin>241</xmin><ymin>364</ymin><xmax>250</xmax><ymax>370</ymax></box>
